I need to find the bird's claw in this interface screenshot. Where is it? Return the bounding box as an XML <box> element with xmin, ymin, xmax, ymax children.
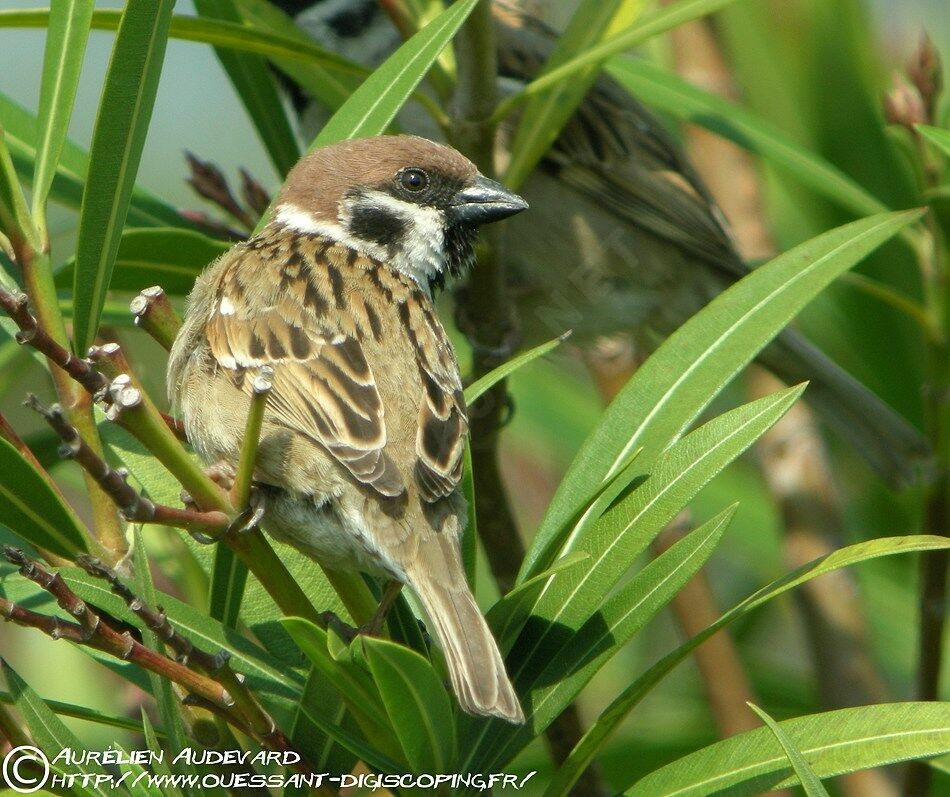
<box><xmin>319</xmin><ymin>611</ymin><xmax>384</xmax><ymax>642</ymax></box>
<box><xmin>226</xmin><ymin>486</ymin><xmax>265</xmax><ymax>536</ymax></box>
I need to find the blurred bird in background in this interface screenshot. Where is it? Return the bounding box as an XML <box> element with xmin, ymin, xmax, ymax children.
<box><xmin>242</xmin><ymin>0</ymin><xmax>928</xmax><ymax>486</ymax></box>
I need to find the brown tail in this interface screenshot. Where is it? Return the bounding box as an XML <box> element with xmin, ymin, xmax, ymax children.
<box><xmin>407</xmin><ymin>565</ymin><xmax>524</xmax><ymax>724</ymax></box>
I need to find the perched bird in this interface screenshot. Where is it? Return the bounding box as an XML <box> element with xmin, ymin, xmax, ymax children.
<box><xmin>268</xmin><ymin>0</ymin><xmax>929</xmax><ymax>486</ymax></box>
<box><xmin>168</xmin><ymin>135</ymin><xmax>528</xmax><ymax>723</ymax></box>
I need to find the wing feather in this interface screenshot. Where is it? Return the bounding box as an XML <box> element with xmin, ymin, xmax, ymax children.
<box><xmin>206</xmin><ymin>246</ymin><xmax>404</xmax><ymax>498</ymax></box>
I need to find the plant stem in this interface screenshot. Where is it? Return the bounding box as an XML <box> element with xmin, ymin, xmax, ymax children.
<box><xmin>907</xmin><ymin>209</ymin><xmax>948</xmax><ymax>797</ymax></box>
<box><xmin>10</xmin><ymin>234</ymin><xmax>126</xmax><ymax>561</ymax></box>
<box><xmin>450</xmin><ymin>0</ymin><xmax>523</xmax><ymax>595</ymax></box>
<box><xmin>449</xmin><ymin>6</ymin><xmax>605</xmax><ymax>795</ymax></box>
<box><xmin>129</xmin><ymin>286</ymin><xmax>182</xmax><ymax>351</ymax></box>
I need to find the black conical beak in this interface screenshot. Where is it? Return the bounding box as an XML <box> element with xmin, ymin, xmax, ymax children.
<box><xmin>447</xmin><ymin>175</ymin><xmax>528</xmax><ymax>225</ymax></box>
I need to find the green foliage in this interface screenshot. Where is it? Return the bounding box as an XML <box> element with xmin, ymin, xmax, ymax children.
<box><xmin>0</xmin><ymin>436</ymin><xmax>89</xmax><ymax>557</ymax></box>
<box><xmin>72</xmin><ymin>0</ymin><xmax>175</xmax><ymax>353</ymax></box>
<box><xmin>0</xmin><ymin>0</ymin><xmax>946</xmax><ymax>794</ymax></box>
<box><xmin>629</xmin><ymin>703</ymin><xmax>950</xmax><ymax>795</ymax></box>
<box><xmin>748</xmin><ymin>703</ymin><xmax>831</xmax><ymax>797</ymax></box>
<box><xmin>31</xmin><ymin>0</ymin><xmax>93</xmax><ymax>234</ymax></box>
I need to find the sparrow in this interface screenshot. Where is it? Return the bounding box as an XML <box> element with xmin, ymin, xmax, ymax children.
<box><xmin>167</xmin><ymin>135</ymin><xmax>527</xmax><ymax>723</ymax></box>
<box><xmin>267</xmin><ymin>0</ymin><xmax>929</xmax><ymax>486</ymax></box>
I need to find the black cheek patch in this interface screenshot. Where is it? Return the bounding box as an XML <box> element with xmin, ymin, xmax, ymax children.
<box><xmin>348</xmin><ymin>204</ymin><xmax>408</xmax><ymax>250</ymax></box>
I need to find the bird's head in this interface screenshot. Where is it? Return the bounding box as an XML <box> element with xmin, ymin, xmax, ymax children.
<box><xmin>273</xmin><ymin>135</ymin><xmax>527</xmax><ymax>292</ymax></box>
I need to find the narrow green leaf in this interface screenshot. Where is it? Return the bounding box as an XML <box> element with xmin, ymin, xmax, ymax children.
<box><xmin>294</xmin><ymin>700</ymin><xmax>407</xmax><ymax>776</ymax></box>
<box><xmin>56</xmin><ymin>227</ymin><xmax>228</xmax><ymax>295</ymax></box>
<box><xmin>464</xmin><ymin>332</ymin><xmax>569</xmax><ymax>404</ymax></box>
<box><xmin>280</xmin><ymin>617</ymin><xmax>391</xmax><ymax>733</ymax></box>
<box><xmin>133</xmin><ymin>528</ymin><xmax>190</xmax><ymax>762</ymax></box>
<box><xmin>194</xmin><ymin>0</ymin><xmax>300</xmax><ymax>176</ymax></box>
<box><xmin>362</xmin><ymin>636</ymin><xmax>456</xmax><ymax>773</ymax></box>
<box><xmin>0</xmin><ymin>91</ymin><xmax>189</xmax><ymax>228</ymax></box>
<box><xmin>2</xmin><ymin>660</ymin><xmax>104</xmax><ymax>775</ymax></box>
<box><xmin>604</xmin><ymin>57</ymin><xmax>890</xmax><ymax>219</ymax></box>
<box><xmin>468</xmin><ymin>507</ymin><xmax>736</xmax><ymax>776</ymax></box>
<box><xmin>231</xmin><ymin>0</ymin><xmax>359</xmax><ymax>112</ymax></box>
<box><xmin>494</xmin><ymin>0</ymin><xmax>744</xmax><ymax>122</ymax></box>
<box><xmin>487</xmin><ymin>551</ymin><xmax>590</xmax><ymax>652</ymax></box>
<box><xmin>140</xmin><ymin>711</ymin><xmax>179</xmax><ymax>784</ymax></box>
<box><xmin>0</xmin><ymin>123</ymin><xmax>38</xmax><ymax>250</ymax></box>
<box><xmin>291</xmin><ymin>666</ymin><xmax>355</xmax><ymax>774</ymax></box>
<box><xmin>312</xmin><ymin>0</ymin><xmax>479</xmax><ymax>148</ymax></box>
<box><xmin>209</xmin><ymin>545</ymin><xmax>248</xmax><ymax>629</ymax></box>
<box><xmin>72</xmin><ymin>0</ymin><xmax>176</xmax><ymax>354</ymax></box>
<box><xmin>505</xmin><ymin>0</ymin><xmax>643</xmax><ymax>190</ymax></box>
<box><xmin>0</xmin><ymin>436</ymin><xmax>89</xmax><ymax>557</ymax></box>
<box><xmin>916</xmin><ymin>124</ymin><xmax>950</xmax><ymax>159</ymax></box>
<box><xmin>520</xmin><ymin>209</ymin><xmax>924</xmax><ymax>582</ymax></box>
<box><xmin>629</xmin><ymin>703</ymin><xmax>950</xmax><ymax>796</ymax></box>
<box><xmin>32</xmin><ymin>0</ymin><xmax>94</xmax><ymax>223</ymax></box>
<box><xmin>748</xmin><ymin>703</ymin><xmax>831</xmax><ymax>797</ymax></box>
<box><xmin>0</xmin><ymin>691</ymin><xmax>152</xmax><ymax>736</ymax></box>
<box><xmin>0</xmin><ymin>9</ymin><xmax>364</xmax><ymax>84</ymax></box>
<box><xmin>552</xmin><ymin>535</ymin><xmax>950</xmax><ymax>793</ymax></box>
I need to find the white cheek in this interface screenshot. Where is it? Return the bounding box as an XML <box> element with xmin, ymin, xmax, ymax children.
<box><xmin>349</xmin><ymin>192</ymin><xmax>447</xmax><ymax>289</ymax></box>
<box><xmin>274</xmin><ymin>202</ymin><xmax>388</xmax><ymax>261</ymax></box>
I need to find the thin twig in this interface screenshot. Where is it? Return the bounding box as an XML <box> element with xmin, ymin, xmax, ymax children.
<box><xmin>25</xmin><ymin>394</ymin><xmax>229</xmax><ymax>539</ymax></box>
<box><xmin>2</xmin><ymin>547</ymin><xmax>232</xmax><ymax>710</ymax></box>
<box><xmin>76</xmin><ymin>555</ymin><xmax>283</xmax><ymax>745</ymax></box>
<box><xmin>0</xmin><ymin>285</ymin><xmax>107</xmax><ymax>395</ymax></box>
<box><xmin>129</xmin><ymin>286</ymin><xmax>182</xmax><ymax>352</ymax></box>
<box><xmin>232</xmin><ymin>368</ymin><xmax>272</xmax><ymax>511</ymax></box>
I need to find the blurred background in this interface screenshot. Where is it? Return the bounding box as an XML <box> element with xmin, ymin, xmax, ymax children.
<box><xmin>0</xmin><ymin>0</ymin><xmax>948</xmax><ymax>792</ymax></box>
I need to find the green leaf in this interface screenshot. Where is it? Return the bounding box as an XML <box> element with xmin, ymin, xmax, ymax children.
<box><xmin>231</xmin><ymin>0</ymin><xmax>359</xmax><ymax>112</ymax></box>
<box><xmin>72</xmin><ymin>0</ymin><xmax>176</xmax><ymax>354</ymax></box>
<box><xmin>464</xmin><ymin>332</ymin><xmax>569</xmax><ymax>404</ymax></box>
<box><xmin>2</xmin><ymin>660</ymin><xmax>104</xmax><ymax>776</ymax></box>
<box><xmin>0</xmin><ymin>91</ymin><xmax>188</xmax><ymax>228</ymax></box>
<box><xmin>916</xmin><ymin>124</ymin><xmax>950</xmax><ymax>159</ymax></box>
<box><xmin>0</xmin><ymin>122</ymin><xmax>37</xmax><ymax>250</ymax></box>
<box><xmin>505</xmin><ymin>0</ymin><xmax>643</xmax><ymax>190</ymax></box>
<box><xmin>629</xmin><ymin>703</ymin><xmax>950</xmax><ymax>795</ymax></box>
<box><xmin>467</xmin><ymin>507</ymin><xmax>735</xmax><ymax>775</ymax></box>
<box><xmin>294</xmin><ymin>698</ymin><xmax>407</xmax><ymax>776</ymax></box>
<box><xmin>0</xmin><ymin>9</ymin><xmax>364</xmax><ymax>84</ymax></box>
<box><xmin>494</xmin><ymin>0</ymin><xmax>745</xmax><ymax>123</ymax></box>
<box><xmin>748</xmin><ymin>703</ymin><xmax>831</xmax><ymax>796</ymax></box>
<box><xmin>32</xmin><ymin>0</ymin><xmax>93</xmax><ymax>225</ymax></box>
<box><xmin>281</xmin><ymin>617</ymin><xmax>391</xmax><ymax>733</ymax></box>
<box><xmin>56</xmin><ymin>227</ymin><xmax>228</xmax><ymax>295</ymax></box>
<box><xmin>520</xmin><ymin>209</ymin><xmax>924</xmax><ymax>582</ymax></box>
<box><xmin>0</xmin><ymin>690</ymin><xmax>152</xmax><ymax>737</ymax></box>
<box><xmin>194</xmin><ymin>0</ymin><xmax>300</xmax><ymax>177</ymax></box>
<box><xmin>140</xmin><ymin>710</ymin><xmax>180</xmax><ymax>786</ymax></box>
<box><xmin>281</xmin><ymin>617</ymin><xmax>404</xmax><ymax>765</ymax></box>
<box><xmin>604</xmin><ymin>56</ymin><xmax>890</xmax><ymax>220</ymax></box>
<box><xmin>132</xmin><ymin>528</ymin><xmax>190</xmax><ymax>762</ymax></box>
<box><xmin>209</xmin><ymin>545</ymin><xmax>248</xmax><ymax>629</ymax></box>
<box><xmin>0</xmin><ymin>436</ymin><xmax>89</xmax><ymax>557</ymax></box>
<box><xmin>487</xmin><ymin>551</ymin><xmax>590</xmax><ymax>652</ymax></box>
<box><xmin>312</xmin><ymin>0</ymin><xmax>479</xmax><ymax>149</ymax></box>
<box><xmin>290</xmin><ymin>666</ymin><xmax>355</xmax><ymax>774</ymax></box>
<box><xmin>362</xmin><ymin>636</ymin><xmax>456</xmax><ymax>773</ymax></box>
<box><xmin>552</xmin><ymin>535</ymin><xmax>950</xmax><ymax>793</ymax></box>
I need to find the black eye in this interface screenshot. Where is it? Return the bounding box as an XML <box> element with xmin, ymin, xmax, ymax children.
<box><xmin>399</xmin><ymin>168</ymin><xmax>429</xmax><ymax>192</ymax></box>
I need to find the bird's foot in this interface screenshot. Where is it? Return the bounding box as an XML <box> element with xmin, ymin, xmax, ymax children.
<box><xmin>319</xmin><ymin>611</ymin><xmax>388</xmax><ymax>643</ymax></box>
<box><xmin>319</xmin><ymin>611</ymin><xmax>362</xmax><ymax>642</ymax></box>
<box><xmin>206</xmin><ymin>461</ymin><xmax>236</xmax><ymax>492</ymax></box>
<box><xmin>226</xmin><ymin>486</ymin><xmax>266</xmax><ymax>536</ymax></box>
